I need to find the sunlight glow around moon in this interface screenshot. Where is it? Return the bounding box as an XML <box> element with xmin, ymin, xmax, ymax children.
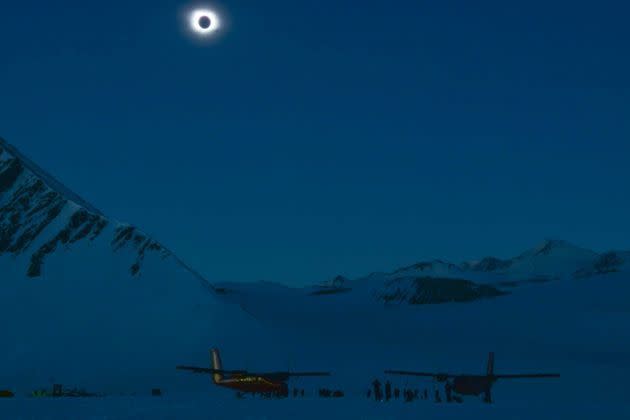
<box><xmin>190</xmin><ymin>9</ymin><xmax>220</xmax><ymax>35</ymax></box>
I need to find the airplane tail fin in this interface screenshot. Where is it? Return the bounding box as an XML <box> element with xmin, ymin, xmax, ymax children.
<box><xmin>210</xmin><ymin>348</ymin><xmax>224</xmax><ymax>384</ymax></box>
<box><xmin>487</xmin><ymin>352</ymin><xmax>495</xmax><ymax>377</ymax></box>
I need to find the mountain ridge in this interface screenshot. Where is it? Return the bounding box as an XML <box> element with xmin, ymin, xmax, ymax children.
<box><xmin>0</xmin><ymin>137</ymin><xmax>209</xmax><ymax>283</ymax></box>
<box><xmin>0</xmin><ymin>137</ymin><xmax>102</xmax><ymax>215</ymax></box>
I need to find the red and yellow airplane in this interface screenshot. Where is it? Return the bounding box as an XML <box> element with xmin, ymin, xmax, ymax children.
<box><xmin>386</xmin><ymin>352</ymin><xmax>560</xmax><ymax>403</ymax></box>
<box><xmin>177</xmin><ymin>349</ymin><xmax>331</xmax><ymax>396</ymax></box>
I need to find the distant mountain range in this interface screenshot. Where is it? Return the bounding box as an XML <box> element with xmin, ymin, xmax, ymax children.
<box><xmin>213</xmin><ymin>239</ymin><xmax>630</xmax><ymax>307</ymax></box>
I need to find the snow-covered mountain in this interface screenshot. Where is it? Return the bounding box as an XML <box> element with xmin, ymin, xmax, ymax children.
<box><xmin>2</xmin><ymin>138</ymin><xmax>171</xmax><ymax>279</ymax></box>
<box><xmin>215</xmin><ymin>239</ymin><xmax>630</xmax><ymax>308</ymax></box>
<box><xmin>0</xmin><ymin>138</ymin><xmax>257</xmax><ymax>393</ymax></box>
<box><xmin>469</xmin><ymin>240</ymin><xmax>601</xmax><ymax>279</ymax></box>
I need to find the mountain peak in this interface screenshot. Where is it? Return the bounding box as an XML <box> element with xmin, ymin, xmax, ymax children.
<box><xmin>0</xmin><ymin>137</ymin><xmax>189</xmax><ymax>280</ymax></box>
<box><xmin>0</xmin><ymin>137</ymin><xmax>102</xmax><ymax>216</ymax></box>
<box><xmin>518</xmin><ymin>239</ymin><xmax>597</xmax><ymax>259</ymax></box>
<box><xmin>532</xmin><ymin>239</ymin><xmax>575</xmax><ymax>255</ymax></box>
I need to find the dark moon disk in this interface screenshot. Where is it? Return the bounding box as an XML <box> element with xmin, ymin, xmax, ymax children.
<box><xmin>198</xmin><ymin>16</ymin><xmax>212</xmax><ymax>29</ymax></box>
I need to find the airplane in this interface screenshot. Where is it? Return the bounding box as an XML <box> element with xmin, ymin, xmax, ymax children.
<box><xmin>177</xmin><ymin>348</ymin><xmax>331</xmax><ymax>397</ymax></box>
<box><xmin>385</xmin><ymin>352</ymin><xmax>560</xmax><ymax>403</ymax></box>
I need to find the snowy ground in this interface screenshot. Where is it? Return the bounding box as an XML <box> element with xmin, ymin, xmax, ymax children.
<box><xmin>3</xmin><ymin>394</ymin><xmax>630</xmax><ymax>420</ymax></box>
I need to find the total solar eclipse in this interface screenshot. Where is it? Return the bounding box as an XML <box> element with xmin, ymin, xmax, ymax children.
<box><xmin>190</xmin><ymin>9</ymin><xmax>220</xmax><ymax>35</ymax></box>
<box><xmin>198</xmin><ymin>16</ymin><xmax>211</xmax><ymax>29</ymax></box>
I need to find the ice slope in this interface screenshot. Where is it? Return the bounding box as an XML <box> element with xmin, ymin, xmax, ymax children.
<box><xmin>0</xmin><ymin>139</ymin><xmax>259</xmax><ymax>394</ymax></box>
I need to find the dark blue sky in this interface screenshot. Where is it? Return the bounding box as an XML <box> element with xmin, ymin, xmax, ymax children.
<box><xmin>1</xmin><ymin>1</ymin><xmax>628</xmax><ymax>284</ymax></box>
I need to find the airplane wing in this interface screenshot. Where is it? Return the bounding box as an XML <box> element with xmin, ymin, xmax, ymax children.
<box><xmin>249</xmin><ymin>371</ymin><xmax>331</xmax><ymax>381</ymax></box>
<box><xmin>494</xmin><ymin>373</ymin><xmax>560</xmax><ymax>379</ymax></box>
<box><xmin>386</xmin><ymin>370</ymin><xmax>560</xmax><ymax>380</ymax></box>
<box><xmin>284</xmin><ymin>371</ymin><xmax>331</xmax><ymax>377</ymax></box>
<box><xmin>385</xmin><ymin>370</ymin><xmax>456</xmax><ymax>379</ymax></box>
<box><xmin>176</xmin><ymin>365</ymin><xmax>248</xmax><ymax>375</ymax></box>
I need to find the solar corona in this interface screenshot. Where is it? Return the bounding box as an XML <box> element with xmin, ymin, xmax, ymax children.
<box><xmin>190</xmin><ymin>9</ymin><xmax>220</xmax><ymax>35</ymax></box>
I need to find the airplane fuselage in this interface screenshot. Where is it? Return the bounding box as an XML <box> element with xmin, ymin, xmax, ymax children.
<box><xmin>178</xmin><ymin>348</ymin><xmax>329</xmax><ymax>397</ymax></box>
<box><xmin>452</xmin><ymin>375</ymin><xmax>495</xmax><ymax>396</ymax></box>
<box><xmin>216</xmin><ymin>375</ymin><xmax>288</xmax><ymax>395</ymax></box>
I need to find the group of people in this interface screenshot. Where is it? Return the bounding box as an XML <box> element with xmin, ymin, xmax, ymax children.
<box><xmin>235</xmin><ymin>379</ymin><xmax>463</xmax><ymax>403</ymax></box>
<box><xmin>368</xmin><ymin>379</ymin><xmax>461</xmax><ymax>404</ymax></box>
<box><xmin>236</xmin><ymin>387</ymin><xmax>344</xmax><ymax>399</ymax></box>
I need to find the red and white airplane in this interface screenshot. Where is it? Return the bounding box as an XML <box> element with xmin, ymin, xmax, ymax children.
<box><xmin>177</xmin><ymin>349</ymin><xmax>331</xmax><ymax>397</ymax></box>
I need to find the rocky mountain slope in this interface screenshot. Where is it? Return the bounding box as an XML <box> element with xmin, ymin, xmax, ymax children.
<box><xmin>0</xmin><ymin>138</ymin><xmax>255</xmax><ymax>393</ymax></box>
<box><xmin>1</xmin><ymin>138</ymin><xmax>183</xmax><ymax>279</ymax></box>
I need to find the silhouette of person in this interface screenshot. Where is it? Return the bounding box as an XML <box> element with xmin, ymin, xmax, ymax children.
<box><xmin>404</xmin><ymin>389</ymin><xmax>412</xmax><ymax>402</ymax></box>
<box><xmin>423</xmin><ymin>389</ymin><xmax>429</xmax><ymax>400</ymax></box>
<box><xmin>483</xmin><ymin>387</ymin><xmax>492</xmax><ymax>404</ymax></box>
<box><xmin>372</xmin><ymin>379</ymin><xmax>382</xmax><ymax>401</ymax></box>
<box><xmin>394</xmin><ymin>388</ymin><xmax>400</xmax><ymax>399</ymax></box>
<box><xmin>445</xmin><ymin>382</ymin><xmax>453</xmax><ymax>403</ymax></box>
<box><xmin>434</xmin><ymin>389</ymin><xmax>442</xmax><ymax>403</ymax></box>
<box><xmin>367</xmin><ymin>389</ymin><xmax>372</xmax><ymax>399</ymax></box>
<box><xmin>414</xmin><ymin>389</ymin><xmax>419</xmax><ymax>400</ymax></box>
<box><xmin>385</xmin><ymin>381</ymin><xmax>392</xmax><ymax>402</ymax></box>
<box><xmin>301</xmin><ymin>389</ymin><xmax>305</xmax><ymax>397</ymax></box>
